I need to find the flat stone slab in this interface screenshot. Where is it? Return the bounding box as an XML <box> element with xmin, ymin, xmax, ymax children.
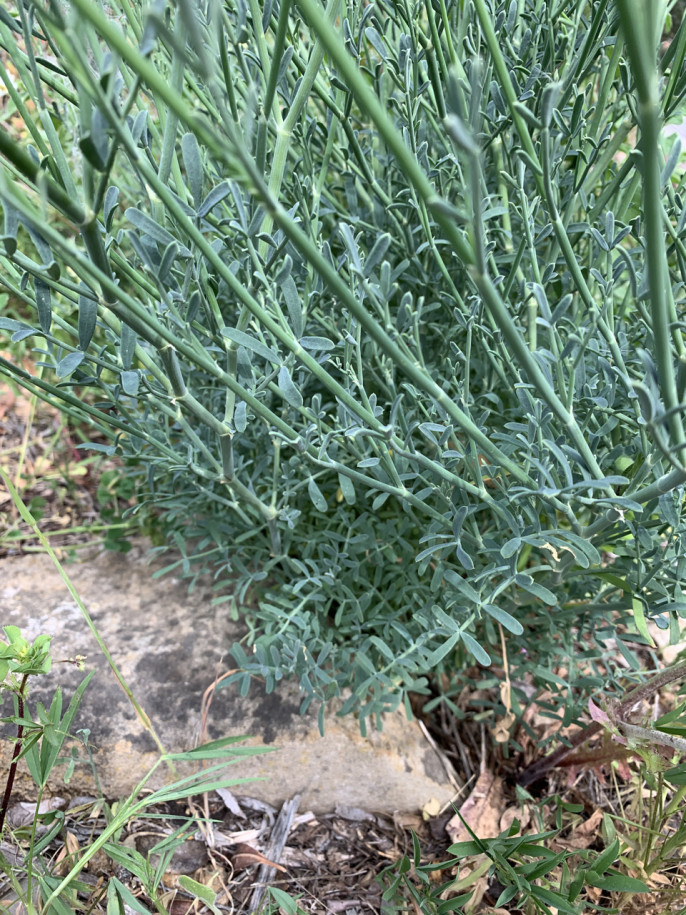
<box><xmin>1</xmin><ymin>544</ymin><xmax>454</xmax><ymax>813</ymax></box>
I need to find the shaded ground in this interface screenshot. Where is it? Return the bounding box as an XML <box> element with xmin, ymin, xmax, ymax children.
<box><xmin>0</xmin><ymin>356</ymin><xmax>119</xmax><ymax>559</ymax></box>
<box><xmin>0</xmin><ymin>791</ymin><xmax>445</xmax><ymax>914</ymax></box>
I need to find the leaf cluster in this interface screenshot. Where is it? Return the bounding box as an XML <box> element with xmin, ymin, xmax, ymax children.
<box><xmin>380</xmin><ymin>819</ymin><xmax>652</xmax><ymax>913</ymax></box>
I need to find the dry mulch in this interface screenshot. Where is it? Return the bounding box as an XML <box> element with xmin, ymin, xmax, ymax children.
<box><xmin>0</xmin><ymin>789</ymin><xmax>450</xmax><ymax>914</ymax></box>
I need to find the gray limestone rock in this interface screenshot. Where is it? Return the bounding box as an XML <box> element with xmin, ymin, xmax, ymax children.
<box><xmin>0</xmin><ymin>544</ymin><xmax>454</xmax><ymax>813</ymax></box>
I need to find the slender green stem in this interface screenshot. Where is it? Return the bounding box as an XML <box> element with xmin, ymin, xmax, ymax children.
<box><xmin>0</xmin><ymin>128</ymin><xmax>85</xmax><ymax>224</ymax></box>
<box><xmin>259</xmin><ymin>0</ymin><xmax>339</xmax><ymax>251</ymax></box>
<box><xmin>617</xmin><ymin>0</ymin><xmax>685</xmax><ymax>447</ymax></box>
<box><xmin>519</xmin><ymin>659</ymin><xmax>686</xmax><ymax>785</ymax></box>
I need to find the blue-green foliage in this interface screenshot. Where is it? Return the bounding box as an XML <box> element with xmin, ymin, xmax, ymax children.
<box><xmin>1</xmin><ymin>0</ymin><xmax>686</xmax><ymax>733</ymax></box>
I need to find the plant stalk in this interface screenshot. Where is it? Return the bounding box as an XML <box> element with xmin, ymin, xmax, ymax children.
<box><xmin>0</xmin><ymin>673</ymin><xmax>29</xmax><ymax>833</ymax></box>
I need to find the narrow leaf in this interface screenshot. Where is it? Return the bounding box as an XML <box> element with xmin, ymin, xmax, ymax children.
<box><xmin>34</xmin><ymin>278</ymin><xmax>52</xmax><ymax>333</ymax></box>
<box><xmin>515</xmin><ymin>574</ymin><xmax>557</xmax><ymax>605</ymax></box>
<box><xmin>460</xmin><ymin>631</ymin><xmax>491</xmax><ymax>666</ymax></box>
<box><xmin>300</xmin><ymin>336</ymin><xmax>335</xmax><ymax>351</ymax></box>
<box><xmin>281</xmin><ymin>275</ymin><xmax>303</xmax><ymax>337</ymax></box>
<box><xmin>104</xmin><ymin>186</ymin><xmax>119</xmax><ymax>232</ymax></box>
<box><xmin>165</xmin><ymin>736</ymin><xmax>268</xmax><ymax>759</ymax></box>
<box><xmin>177</xmin><ymin>877</ymin><xmax>221</xmax><ymax>914</ymax></box>
<box><xmin>425</xmin><ymin>630</ymin><xmax>461</xmax><ymax>667</ymax></box>
<box><xmin>120</xmin><ymin>323</ymin><xmax>136</xmax><ymax>370</ymax></box>
<box><xmin>278</xmin><ymin>365</ymin><xmax>303</xmax><ymax>407</ymax></box>
<box><xmin>158</xmin><ymin>241</ymin><xmax>178</xmax><ymax>282</ymax></box>
<box><xmin>444</xmin><ymin>570</ymin><xmax>479</xmax><ymax>603</ymax></box>
<box><xmin>110</xmin><ymin>878</ymin><xmax>152</xmax><ymax>915</ymax></box>
<box><xmin>501</xmin><ymin>537</ymin><xmax>521</xmax><ymax>558</ymax></box>
<box><xmin>662</xmin><ymin>137</ymin><xmax>682</xmax><ymax>189</ymax></box>
<box><xmin>37</xmin><ymin>671</ymin><xmax>93</xmax><ymax>785</ymax></box>
<box><xmin>364</xmin><ymin>233</ymin><xmax>391</xmax><ymax>276</ymax></box>
<box><xmin>76</xmin><ymin>442</ymin><xmax>116</xmax><ymax>455</ymax></box>
<box><xmin>338</xmin><ymin>473</ymin><xmax>356</xmax><ymax>504</ymax></box>
<box><xmin>79</xmin><ymin>134</ymin><xmax>107</xmax><ymax>170</ymax></box>
<box><xmin>121</xmin><ymin>370</ymin><xmax>140</xmax><ymax>396</ymax></box>
<box><xmin>0</xmin><ymin>317</ymin><xmax>33</xmax><ymax>335</ymax></box>
<box><xmin>586</xmin><ymin>873</ymin><xmax>650</xmax><ymax>893</ymax></box>
<box><xmin>2</xmin><ymin>201</ymin><xmax>18</xmax><ymax>255</ymax></box>
<box><xmin>483</xmin><ymin>604</ymin><xmax>523</xmax><ymax>635</ymax></box>
<box><xmin>444</xmin><ymin>114</ymin><xmax>479</xmax><ymax>155</ymax></box>
<box><xmin>364</xmin><ymin>26</ymin><xmax>387</xmax><ymax>60</ymax></box>
<box><xmin>125</xmin><ymin>208</ymin><xmax>177</xmax><ymax>247</ymax></box>
<box><xmin>591</xmin><ymin>837</ymin><xmax>619</xmax><ymax>876</ymax></box>
<box><xmin>268</xmin><ymin>887</ymin><xmax>301</xmax><ymax>915</ymax></box>
<box><xmin>632</xmin><ymin>597</ymin><xmax>655</xmax><ymax>646</ymax></box>
<box><xmin>181</xmin><ymin>132</ymin><xmax>203</xmax><ymax>208</ymax></box>
<box><xmin>372</xmin><ymin>491</ymin><xmax>389</xmax><ymax>510</ymax></box>
<box><xmin>25</xmin><ymin>223</ymin><xmax>59</xmax><ymax>278</ymax></box>
<box><xmin>665</xmin><ymin>763</ymin><xmax>686</xmax><ymax>785</ymax></box>
<box><xmin>198</xmin><ymin>181</ymin><xmax>231</xmax><ymax>218</ymax></box>
<box><xmin>234</xmin><ymin>400</ymin><xmax>247</xmax><ymax>432</ymax></box>
<box><xmin>78</xmin><ymin>289</ymin><xmax>98</xmax><ymax>350</ymax></box>
<box><xmin>308</xmin><ymin>477</ymin><xmax>327</xmax><ymax>512</ymax></box>
<box><xmin>56</xmin><ymin>351</ymin><xmax>85</xmax><ymax>378</ymax></box>
<box><xmin>222</xmin><ymin>327</ymin><xmax>280</xmax><ymax>364</ymax></box>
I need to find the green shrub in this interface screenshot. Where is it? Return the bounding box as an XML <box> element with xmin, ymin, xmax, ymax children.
<box><xmin>1</xmin><ymin>0</ymin><xmax>685</xmax><ymax>733</ymax></box>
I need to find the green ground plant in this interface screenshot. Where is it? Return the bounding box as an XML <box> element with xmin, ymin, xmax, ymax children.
<box><xmin>378</xmin><ymin>820</ymin><xmax>653</xmax><ymax>914</ymax></box>
<box><xmin>1</xmin><ymin>0</ymin><xmax>686</xmax><ymax>743</ymax></box>
<box><xmin>380</xmin><ymin>678</ymin><xmax>686</xmax><ymax>913</ymax></box>
<box><xmin>0</xmin><ymin>477</ymin><xmax>288</xmax><ymax>915</ymax></box>
<box><xmin>0</xmin><ymin>627</ymin><xmax>272</xmax><ymax>915</ymax></box>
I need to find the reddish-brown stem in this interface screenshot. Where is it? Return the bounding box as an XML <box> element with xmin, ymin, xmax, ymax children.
<box><xmin>0</xmin><ymin>673</ymin><xmax>30</xmax><ymax>833</ymax></box>
<box><xmin>518</xmin><ymin>659</ymin><xmax>686</xmax><ymax>786</ymax></box>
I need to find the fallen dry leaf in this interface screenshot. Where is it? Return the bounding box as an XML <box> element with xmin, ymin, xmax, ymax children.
<box><xmin>493</xmin><ymin>710</ymin><xmax>516</xmax><ymax>744</ymax></box>
<box><xmin>646</xmin><ymin>871</ymin><xmax>673</xmax><ymax>887</ymax></box>
<box><xmin>463</xmin><ymin>872</ymin><xmax>490</xmax><ymax>913</ymax></box>
<box><xmin>499</xmin><ymin>803</ymin><xmax>531</xmax><ymax>834</ymax></box>
<box><xmin>231</xmin><ymin>842</ymin><xmax>287</xmax><ymax>873</ymax></box>
<box><xmin>553</xmin><ymin>808</ymin><xmax>603</xmax><ymax>851</ymax></box>
<box><xmin>203</xmin><ymin>826</ymin><xmax>261</xmax><ymax>848</ymax></box>
<box><xmin>586</xmin><ymin>884</ymin><xmax>603</xmax><ymax>903</ymax></box>
<box><xmin>167</xmin><ymin>899</ymin><xmax>195</xmax><ymax>915</ymax></box>
<box><xmin>0</xmin><ymin>387</ymin><xmax>16</xmax><ymax>421</ymax></box>
<box><xmin>446</xmin><ymin>771</ymin><xmax>506</xmax><ymax>844</ymax></box>
<box><xmin>493</xmin><ymin>681</ymin><xmax>516</xmax><ymax>744</ymax></box>
<box><xmin>215</xmin><ymin>787</ymin><xmax>246</xmax><ymax>819</ymax></box>
<box><xmin>7</xmin><ymin>797</ymin><xmax>66</xmax><ymax>828</ymax></box>
<box><xmin>615</xmin><ymin>759</ymin><xmax>633</xmax><ymax>781</ymax></box>
<box><xmin>54</xmin><ymin>830</ymin><xmax>80</xmax><ymax>875</ymax></box>
<box><xmin>421</xmin><ymin>798</ymin><xmax>442</xmax><ymax>820</ymax></box>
